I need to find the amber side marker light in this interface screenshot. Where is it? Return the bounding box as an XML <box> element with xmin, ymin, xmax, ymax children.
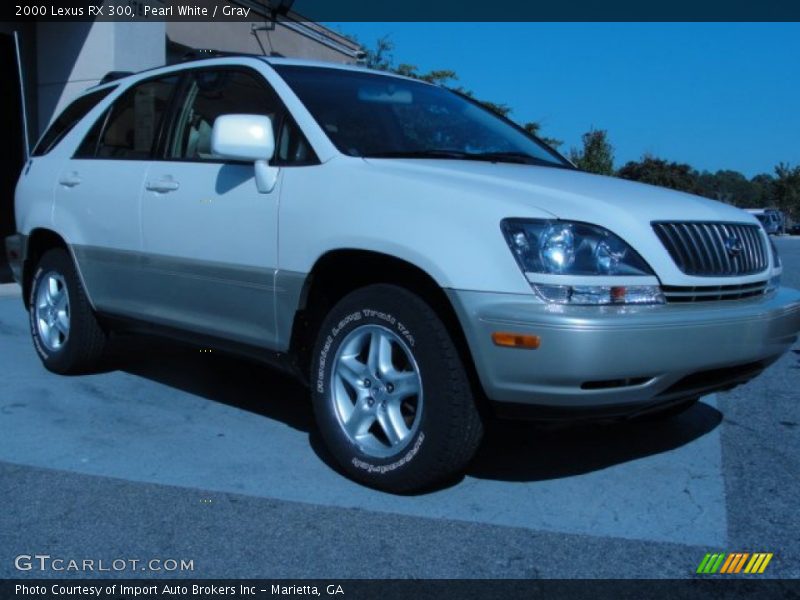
<box><xmin>491</xmin><ymin>332</ymin><xmax>541</xmax><ymax>349</ymax></box>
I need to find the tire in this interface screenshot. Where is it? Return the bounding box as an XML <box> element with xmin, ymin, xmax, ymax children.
<box><xmin>310</xmin><ymin>284</ymin><xmax>483</xmax><ymax>493</ymax></box>
<box><xmin>28</xmin><ymin>248</ymin><xmax>107</xmax><ymax>374</ymax></box>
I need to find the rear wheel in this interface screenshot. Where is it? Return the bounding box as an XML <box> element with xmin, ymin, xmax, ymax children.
<box><xmin>28</xmin><ymin>248</ymin><xmax>107</xmax><ymax>374</ymax></box>
<box><xmin>310</xmin><ymin>284</ymin><xmax>483</xmax><ymax>493</ymax></box>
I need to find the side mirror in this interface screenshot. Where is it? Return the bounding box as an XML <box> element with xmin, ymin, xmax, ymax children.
<box><xmin>211</xmin><ymin>114</ymin><xmax>279</xmax><ymax>193</ymax></box>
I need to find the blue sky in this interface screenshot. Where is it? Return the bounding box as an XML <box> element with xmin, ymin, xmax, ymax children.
<box><xmin>325</xmin><ymin>23</ymin><xmax>799</xmax><ymax>178</ymax></box>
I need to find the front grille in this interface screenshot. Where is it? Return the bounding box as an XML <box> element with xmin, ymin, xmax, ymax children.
<box><xmin>662</xmin><ymin>281</ymin><xmax>768</xmax><ymax>303</ymax></box>
<box><xmin>653</xmin><ymin>222</ymin><xmax>768</xmax><ymax>276</ymax></box>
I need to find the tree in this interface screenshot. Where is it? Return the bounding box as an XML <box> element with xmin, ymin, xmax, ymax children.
<box><xmin>523</xmin><ymin>122</ymin><xmax>562</xmax><ymax>150</ymax></box>
<box><xmin>773</xmin><ymin>163</ymin><xmax>800</xmax><ymax>219</ymax></box>
<box><xmin>569</xmin><ymin>129</ymin><xmax>614</xmax><ymax>175</ymax></box>
<box><xmin>750</xmin><ymin>173</ymin><xmax>775</xmax><ymax>208</ymax></box>
<box><xmin>617</xmin><ymin>156</ymin><xmax>698</xmax><ymax>193</ymax></box>
<box><xmin>363</xmin><ymin>35</ymin><xmax>394</xmax><ymax>71</ymax></box>
<box><xmin>695</xmin><ymin>169</ymin><xmax>757</xmax><ymax>207</ymax></box>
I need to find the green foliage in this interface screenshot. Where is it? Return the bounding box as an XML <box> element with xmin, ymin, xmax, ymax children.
<box><xmin>363</xmin><ymin>35</ymin><xmax>394</xmax><ymax>71</ymax></box>
<box><xmin>523</xmin><ymin>122</ymin><xmax>562</xmax><ymax>149</ymax></box>
<box><xmin>773</xmin><ymin>163</ymin><xmax>800</xmax><ymax>218</ymax></box>
<box><xmin>617</xmin><ymin>157</ymin><xmax>800</xmax><ymax>219</ymax></box>
<box><xmin>570</xmin><ymin>129</ymin><xmax>614</xmax><ymax>175</ymax></box>
<box><xmin>695</xmin><ymin>169</ymin><xmax>764</xmax><ymax>207</ymax></box>
<box><xmin>617</xmin><ymin>156</ymin><xmax>698</xmax><ymax>193</ymax></box>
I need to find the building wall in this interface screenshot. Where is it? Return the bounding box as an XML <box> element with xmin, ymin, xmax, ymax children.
<box><xmin>167</xmin><ymin>20</ymin><xmax>360</xmax><ymax>64</ymax></box>
<box><xmin>36</xmin><ymin>22</ymin><xmax>166</xmax><ymax>131</ymax></box>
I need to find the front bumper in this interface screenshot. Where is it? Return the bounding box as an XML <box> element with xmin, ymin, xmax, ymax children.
<box><xmin>448</xmin><ymin>287</ymin><xmax>800</xmax><ymax>413</ymax></box>
<box><xmin>4</xmin><ymin>233</ymin><xmax>26</xmax><ymax>284</ymax></box>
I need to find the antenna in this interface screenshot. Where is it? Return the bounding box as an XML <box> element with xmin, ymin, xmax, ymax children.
<box><xmin>13</xmin><ymin>31</ymin><xmax>30</xmax><ymax>161</ymax></box>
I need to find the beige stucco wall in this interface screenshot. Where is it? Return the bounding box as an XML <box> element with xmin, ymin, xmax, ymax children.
<box><xmin>166</xmin><ymin>20</ymin><xmax>360</xmax><ymax>64</ymax></box>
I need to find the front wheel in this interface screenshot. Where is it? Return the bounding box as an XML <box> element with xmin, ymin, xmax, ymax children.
<box><xmin>310</xmin><ymin>284</ymin><xmax>483</xmax><ymax>493</ymax></box>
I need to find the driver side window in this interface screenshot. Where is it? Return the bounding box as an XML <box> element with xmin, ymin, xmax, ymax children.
<box><xmin>165</xmin><ymin>69</ymin><xmax>314</xmax><ymax>165</ymax></box>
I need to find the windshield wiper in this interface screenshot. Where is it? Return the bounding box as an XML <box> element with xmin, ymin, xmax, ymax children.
<box><xmin>363</xmin><ymin>149</ymin><xmax>564</xmax><ymax>167</ymax></box>
<box><xmin>363</xmin><ymin>149</ymin><xmax>473</xmax><ymax>160</ymax></box>
<box><xmin>470</xmin><ymin>151</ymin><xmax>544</xmax><ymax>165</ymax></box>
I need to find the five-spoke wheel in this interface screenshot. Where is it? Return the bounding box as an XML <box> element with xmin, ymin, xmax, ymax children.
<box><xmin>34</xmin><ymin>271</ymin><xmax>71</xmax><ymax>351</ymax></box>
<box><xmin>332</xmin><ymin>325</ymin><xmax>423</xmax><ymax>458</ymax></box>
<box><xmin>312</xmin><ymin>284</ymin><xmax>484</xmax><ymax>493</ymax></box>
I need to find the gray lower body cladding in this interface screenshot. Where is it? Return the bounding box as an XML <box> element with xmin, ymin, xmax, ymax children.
<box><xmin>71</xmin><ymin>244</ymin><xmax>306</xmax><ymax>352</ymax></box>
<box><xmin>447</xmin><ymin>287</ymin><xmax>800</xmax><ymax>409</ymax></box>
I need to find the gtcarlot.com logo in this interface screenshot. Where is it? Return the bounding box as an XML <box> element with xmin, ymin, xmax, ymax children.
<box><xmin>14</xmin><ymin>554</ymin><xmax>194</xmax><ymax>573</ymax></box>
<box><xmin>696</xmin><ymin>552</ymin><xmax>773</xmax><ymax>574</ymax></box>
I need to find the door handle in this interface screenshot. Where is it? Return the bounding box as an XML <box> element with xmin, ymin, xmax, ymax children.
<box><xmin>58</xmin><ymin>172</ymin><xmax>82</xmax><ymax>187</ymax></box>
<box><xmin>146</xmin><ymin>178</ymin><xmax>180</xmax><ymax>193</ymax></box>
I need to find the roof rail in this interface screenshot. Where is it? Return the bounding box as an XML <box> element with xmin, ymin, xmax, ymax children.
<box><xmin>98</xmin><ymin>71</ymin><xmax>134</xmax><ymax>85</ymax></box>
<box><xmin>180</xmin><ymin>49</ymin><xmax>265</xmax><ymax>61</ymax></box>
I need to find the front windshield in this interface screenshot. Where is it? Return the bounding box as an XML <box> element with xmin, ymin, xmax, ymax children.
<box><xmin>273</xmin><ymin>65</ymin><xmax>570</xmax><ymax>168</ymax></box>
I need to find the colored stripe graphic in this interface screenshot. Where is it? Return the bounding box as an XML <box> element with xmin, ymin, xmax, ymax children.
<box><xmin>699</xmin><ymin>552</ymin><xmax>773</xmax><ymax>574</ymax></box>
<box><xmin>703</xmin><ymin>554</ymin><xmax>725</xmax><ymax>573</ymax></box>
<box><xmin>720</xmin><ymin>554</ymin><xmax>736</xmax><ymax>573</ymax></box>
<box><xmin>733</xmin><ymin>553</ymin><xmax>749</xmax><ymax>573</ymax></box>
<box><xmin>759</xmin><ymin>554</ymin><xmax>773</xmax><ymax>573</ymax></box>
<box><xmin>697</xmin><ymin>554</ymin><xmax>712</xmax><ymax>574</ymax></box>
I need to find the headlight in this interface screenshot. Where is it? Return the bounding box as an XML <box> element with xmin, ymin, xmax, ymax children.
<box><xmin>501</xmin><ymin>219</ymin><xmax>664</xmax><ymax>305</ymax></box>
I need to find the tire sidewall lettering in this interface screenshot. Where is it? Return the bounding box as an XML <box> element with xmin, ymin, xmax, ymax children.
<box><xmin>316</xmin><ymin>307</ymin><xmax>415</xmax><ymax>394</ymax></box>
<box><xmin>351</xmin><ymin>431</ymin><xmax>425</xmax><ymax>474</ymax></box>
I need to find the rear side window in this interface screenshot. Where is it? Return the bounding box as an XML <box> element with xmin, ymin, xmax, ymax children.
<box><xmin>32</xmin><ymin>87</ymin><xmax>115</xmax><ymax>157</ymax></box>
<box><xmin>76</xmin><ymin>75</ymin><xmax>178</xmax><ymax>160</ymax></box>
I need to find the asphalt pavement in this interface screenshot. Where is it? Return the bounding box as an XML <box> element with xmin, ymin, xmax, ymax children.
<box><xmin>0</xmin><ymin>238</ymin><xmax>798</xmax><ymax>579</ymax></box>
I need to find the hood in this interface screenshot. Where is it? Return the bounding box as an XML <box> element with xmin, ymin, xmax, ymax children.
<box><xmin>357</xmin><ymin>158</ymin><xmax>771</xmax><ymax>287</ymax></box>
<box><xmin>362</xmin><ymin>158</ymin><xmax>757</xmax><ymax>228</ymax></box>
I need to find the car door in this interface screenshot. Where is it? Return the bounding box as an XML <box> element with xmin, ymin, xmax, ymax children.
<box><xmin>53</xmin><ymin>74</ymin><xmax>180</xmax><ymax>317</ymax></box>
<box><xmin>140</xmin><ymin>67</ymin><xmax>286</xmax><ymax>348</ymax></box>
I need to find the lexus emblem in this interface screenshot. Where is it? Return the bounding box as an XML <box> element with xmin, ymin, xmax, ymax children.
<box><xmin>725</xmin><ymin>236</ymin><xmax>743</xmax><ymax>258</ymax></box>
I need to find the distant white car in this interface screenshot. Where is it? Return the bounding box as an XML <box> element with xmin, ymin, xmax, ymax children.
<box><xmin>5</xmin><ymin>56</ymin><xmax>800</xmax><ymax>492</ymax></box>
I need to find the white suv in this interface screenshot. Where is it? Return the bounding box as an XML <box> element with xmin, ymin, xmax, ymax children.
<box><xmin>6</xmin><ymin>56</ymin><xmax>800</xmax><ymax>492</ymax></box>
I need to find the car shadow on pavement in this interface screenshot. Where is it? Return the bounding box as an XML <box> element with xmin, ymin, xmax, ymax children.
<box><xmin>107</xmin><ymin>334</ymin><xmax>313</xmax><ymax>434</ymax></box>
<box><xmin>106</xmin><ymin>333</ymin><xmax>723</xmax><ymax>489</ymax></box>
<box><xmin>467</xmin><ymin>401</ymin><xmax>722</xmax><ymax>483</ymax></box>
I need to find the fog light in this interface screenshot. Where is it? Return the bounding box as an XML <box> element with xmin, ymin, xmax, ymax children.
<box><xmin>492</xmin><ymin>332</ymin><xmax>541</xmax><ymax>349</ymax></box>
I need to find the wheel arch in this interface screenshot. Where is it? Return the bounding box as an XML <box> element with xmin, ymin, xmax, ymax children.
<box><xmin>21</xmin><ymin>229</ymin><xmax>91</xmax><ymax>310</ymax></box>
<box><xmin>288</xmin><ymin>248</ymin><xmax>487</xmax><ymax>406</ymax></box>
